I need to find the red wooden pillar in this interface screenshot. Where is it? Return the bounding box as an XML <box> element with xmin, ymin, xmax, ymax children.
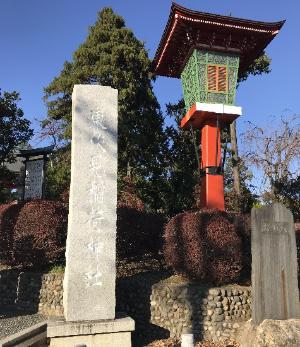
<box><xmin>200</xmin><ymin>118</ymin><xmax>225</xmax><ymax>210</ymax></box>
<box><xmin>180</xmin><ymin>104</ymin><xmax>240</xmax><ymax>211</ymax></box>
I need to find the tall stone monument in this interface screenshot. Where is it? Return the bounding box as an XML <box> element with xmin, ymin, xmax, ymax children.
<box><xmin>64</xmin><ymin>85</ymin><xmax>118</xmax><ymax>321</ymax></box>
<box><xmin>47</xmin><ymin>85</ymin><xmax>134</xmax><ymax>347</ymax></box>
<box><xmin>251</xmin><ymin>203</ymin><xmax>300</xmax><ymax>325</ymax></box>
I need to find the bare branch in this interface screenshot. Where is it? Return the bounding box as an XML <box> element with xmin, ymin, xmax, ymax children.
<box><xmin>242</xmin><ymin>114</ymin><xmax>300</xmax><ymax>198</ymax></box>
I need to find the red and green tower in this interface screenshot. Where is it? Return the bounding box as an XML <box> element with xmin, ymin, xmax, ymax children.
<box><xmin>152</xmin><ymin>3</ymin><xmax>284</xmax><ymax>210</ymax></box>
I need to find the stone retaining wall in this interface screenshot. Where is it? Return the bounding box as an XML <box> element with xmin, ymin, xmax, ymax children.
<box><xmin>116</xmin><ymin>272</ymin><xmax>171</xmax><ymax>345</ymax></box>
<box><xmin>38</xmin><ymin>274</ymin><xmax>63</xmax><ymax>316</ymax></box>
<box><xmin>0</xmin><ymin>270</ymin><xmax>252</xmax><ymax>343</ymax></box>
<box><xmin>0</xmin><ymin>271</ymin><xmax>63</xmax><ymax>316</ymax></box>
<box><xmin>150</xmin><ymin>278</ymin><xmax>252</xmax><ymax>341</ymax></box>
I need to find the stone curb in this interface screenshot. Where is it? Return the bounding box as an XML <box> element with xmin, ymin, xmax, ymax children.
<box><xmin>0</xmin><ymin>321</ymin><xmax>47</xmax><ymax>347</ymax></box>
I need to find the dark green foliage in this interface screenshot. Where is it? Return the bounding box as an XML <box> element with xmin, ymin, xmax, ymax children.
<box><xmin>0</xmin><ymin>90</ymin><xmax>33</xmax><ymax>165</ymax></box>
<box><xmin>164</xmin><ymin>209</ymin><xmax>243</xmax><ymax>285</ymax></box>
<box><xmin>238</xmin><ymin>53</ymin><xmax>271</xmax><ymax>83</ymax></box>
<box><xmin>117</xmin><ymin>176</ymin><xmax>165</xmax><ymax>258</ymax></box>
<box><xmin>44</xmin><ymin>8</ymin><xmax>168</xmax><ymax>211</ymax></box>
<box><xmin>225</xmin><ymin>188</ymin><xmax>257</xmax><ymax>214</ymax></box>
<box><xmin>117</xmin><ymin>207</ymin><xmax>165</xmax><ymax>259</ymax></box>
<box><xmin>273</xmin><ymin>176</ymin><xmax>300</xmax><ymax>221</ymax></box>
<box><xmin>118</xmin><ymin>176</ymin><xmax>144</xmax><ymax>211</ymax></box>
<box><xmin>164</xmin><ymin>100</ymin><xmax>200</xmax><ymax>216</ymax></box>
<box><xmin>0</xmin><ymin>166</ymin><xmax>18</xmax><ymax>204</ymax></box>
<box><xmin>44</xmin><ymin>146</ymin><xmax>71</xmax><ymax>200</ymax></box>
<box><xmin>0</xmin><ymin>90</ymin><xmax>33</xmax><ymax>203</ymax></box>
<box><xmin>224</xmin><ymin>158</ymin><xmax>258</xmax><ymax>213</ymax></box>
<box><xmin>234</xmin><ymin>214</ymin><xmax>251</xmax><ymax>282</ymax></box>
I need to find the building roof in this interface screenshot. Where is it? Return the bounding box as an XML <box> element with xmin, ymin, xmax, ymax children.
<box><xmin>17</xmin><ymin>145</ymin><xmax>54</xmax><ymax>158</ymax></box>
<box><xmin>152</xmin><ymin>2</ymin><xmax>285</xmax><ymax>78</ymax></box>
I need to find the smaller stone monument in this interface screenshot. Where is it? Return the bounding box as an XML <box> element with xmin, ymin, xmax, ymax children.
<box><xmin>17</xmin><ymin>146</ymin><xmax>53</xmax><ymax>200</ymax></box>
<box><xmin>251</xmin><ymin>203</ymin><xmax>300</xmax><ymax>325</ymax></box>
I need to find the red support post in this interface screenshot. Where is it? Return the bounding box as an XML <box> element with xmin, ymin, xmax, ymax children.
<box><xmin>180</xmin><ymin>103</ymin><xmax>240</xmax><ymax>211</ymax></box>
<box><xmin>200</xmin><ymin>119</ymin><xmax>225</xmax><ymax>210</ymax></box>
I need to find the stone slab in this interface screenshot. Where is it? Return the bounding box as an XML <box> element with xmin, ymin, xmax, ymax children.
<box><xmin>251</xmin><ymin>203</ymin><xmax>300</xmax><ymax>325</ymax></box>
<box><xmin>47</xmin><ymin>316</ymin><xmax>135</xmax><ymax>337</ymax></box>
<box><xmin>49</xmin><ymin>331</ymin><xmax>132</xmax><ymax>347</ymax></box>
<box><xmin>63</xmin><ymin>85</ymin><xmax>118</xmax><ymax>321</ymax></box>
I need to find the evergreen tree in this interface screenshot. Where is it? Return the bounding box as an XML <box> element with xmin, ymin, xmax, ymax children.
<box><xmin>237</xmin><ymin>53</ymin><xmax>271</xmax><ymax>83</ymax></box>
<box><xmin>164</xmin><ymin>100</ymin><xmax>200</xmax><ymax>216</ymax></box>
<box><xmin>224</xmin><ymin>156</ymin><xmax>257</xmax><ymax>213</ymax></box>
<box><xmin>44</xmin><ymin>145</ymin><xmax>71</xmax><ymax>201</ymax></box>
<box><xmin>0</xmin><ymin>90</ymin><xmax>33</xmax><ymax>165</ymax></box>
<box><xmin>0</xmin><ymin>90</ymin><xmax>33</xmax><ymax>203</ymax></box>
<box><xmin>43</xmin><ymin>8</ymin><xmax>168</xmax><ymax>209</ymax></box>
<box><xmin>272</xmin><ymin>176</ymin><xmax>300</xmax><ymax>221</ymax></box>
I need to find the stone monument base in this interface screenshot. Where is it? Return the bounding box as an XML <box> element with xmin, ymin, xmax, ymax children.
<box><xmin>47</xmin><ymin>315</ymin><xmax>135</xmax><ymax>347</ymax></box>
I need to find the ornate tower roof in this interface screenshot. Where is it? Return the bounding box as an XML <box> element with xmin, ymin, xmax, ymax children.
<box><xmin>152</xmin><ymin>2</ymin><xmax>285</xmax><ymax>78</ymax></box>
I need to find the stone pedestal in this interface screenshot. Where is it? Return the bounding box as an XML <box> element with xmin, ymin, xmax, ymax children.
<box><xmin>47</xmin><ymin>316</ymin><xmax>135</xmax><ymax>347</ymax></box>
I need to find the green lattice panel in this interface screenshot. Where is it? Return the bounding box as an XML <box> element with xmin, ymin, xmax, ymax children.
<box><xmin>207</xmin><ymin>92</ymin><xmax>227</xmax><ymax>104</ymax></box>
<box><xmin>181</xmin><ymin>49</ymin><xmax>240</xmax><ymax>111</ymax></box>
<box><xmin>181</xmin><ymin>50</ymin><xmax>200</xmax><ymax>111</ymax></box>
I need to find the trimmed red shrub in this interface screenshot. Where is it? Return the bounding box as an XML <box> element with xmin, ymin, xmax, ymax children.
<box><xmin>164</xmin><ymin>209</ymin><xmax>244</xmax><ymax>285</ymax></box>
<box><xmin>117</xmin><ymin>207</ymin><xmax>164</xmax><ymax>259</ymax></box>
<box><xmin>13</xmin><ymin>200</ymin><xmax>68</xmax><ymax>267</ymax></box>
<box><xmin>1</xmin><ymin>199</ymin><xmax>163</xmax><ymax>266</ymax></box>
<box><xmin>0</xmin><ymin>202</ymin><xmax>24</xmax><ymax>264</ymax></box>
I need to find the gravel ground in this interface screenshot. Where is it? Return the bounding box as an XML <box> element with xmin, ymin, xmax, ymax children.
<box><xmin>146</xmin><ymin>337</ymin><xmax>239</xmax><ymax>347</ymax></box>
<box><xmin>0</xmin><ymin>311</ymin><xmax>47</xmax><ymax>339</ymax></box>
<box><xmin>117</xmin><ymin>252</ymin><xmax>168</xmax><ymax>278</ymax></box>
